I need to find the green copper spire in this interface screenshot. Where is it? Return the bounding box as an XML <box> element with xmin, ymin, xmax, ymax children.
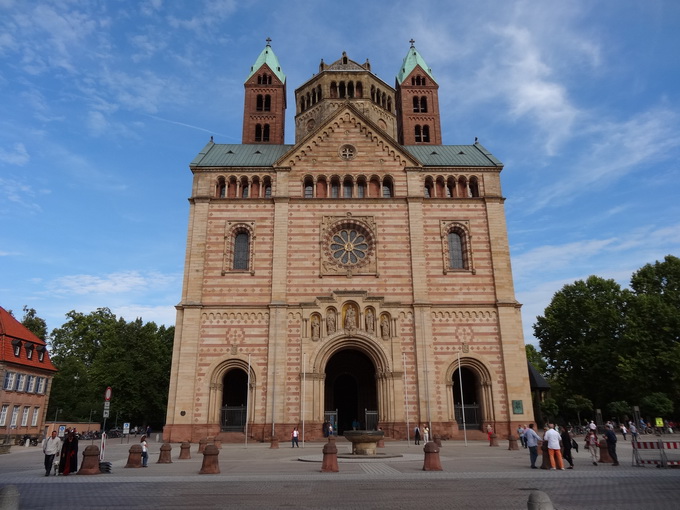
<box><xmin>396</xmin><ymin>39</ymin><xmax>435</xmax><ymax>85</ymax></box>
<box><xmin>246</xmin><ymin>38</ymin><xmax>286</xmax><ymax>83</ymax></box>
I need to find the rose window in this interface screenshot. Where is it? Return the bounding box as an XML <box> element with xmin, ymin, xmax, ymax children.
<box><xmin>330</xmin><ymin>229</ymin><xmax>369</xmax><ymax>265</ymax></box>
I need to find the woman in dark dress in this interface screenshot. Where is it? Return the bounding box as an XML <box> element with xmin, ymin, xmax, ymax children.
<box><xmin>59</xmin><ymin>430</ymin><xmax>79</xmax><ymax>475</ymax></box>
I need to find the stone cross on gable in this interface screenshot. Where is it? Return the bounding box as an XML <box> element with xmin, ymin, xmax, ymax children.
<box><xmin>409</xmin><ymin>39</ymin><xmax>415</xmax><ymax>48</ymax></box>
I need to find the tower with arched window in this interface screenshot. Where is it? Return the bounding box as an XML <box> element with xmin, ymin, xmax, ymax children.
<box><xmin>165</xmin><ymin>40</ymin><xmax>534</xmax><ymax>445</ymax></box>
<box><xmin>242</xmin><ymin>38</ymin><xmax>286</xmax><ymax>144</ymax></box>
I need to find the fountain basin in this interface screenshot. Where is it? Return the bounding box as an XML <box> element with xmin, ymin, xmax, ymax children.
<box><xmin>343</xmin><ymin>430</ymin><xmax>385</xmax><ymax>455</ymax></box>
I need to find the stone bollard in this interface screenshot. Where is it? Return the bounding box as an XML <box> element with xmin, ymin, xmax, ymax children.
<box><xmin>598</xmin><ymin>438</ymin><xmax>613</xmax><ymax>463</ymax></box>
<box><xmin>377</xmin><ymin>438</ymin><xmax>385</xmax><ymax>448</ymax></box>
<box><xmin>213</xmin><ymin>439</ymin><xmax>222</xmax><ymax>449</ymax></box>
<box><xmin>489</xmin><ymin>433</ymin><xmax>499</xmax><ymax>447</ymax></box>
<box><xmin>270</xmin><ymin>436</ymin><xmax>279</xmax><ymax>449</ymax></box>
<box><xmin>125</xmin><ymin>444</ymin><xmax>143</xmax><ymax>468</ymax></box>
<box><xmin>199</xmin><ymin>444</ymin><xmax>220</xmax><ymax>474</ymax></box>
<box><xmin>539</xmin><ymin>440</ymin><xmax>552</xmax><ymax>469</ymax></box>
<box><xmin>434</xmin><ymin>434</ymin><xmax>442</xmax><ymax>447</ymax></box>
<box><xmin>423</xmin><ymin>441</ymin><xmax>443</xmax><ymax>471</ymax></box>
<box><xmin>78</xmin><ymin>445</ymin><xmax>102</xmax><ymax>475</ymax></box>
<box><xmin>321</xmin><ymin>437</ymin><xmax>339</xmax><ymax>472</ymax></box>
<box><xmin>527</xmin><ymin>490</ymin><xmax>555</xmax><ymax>510</ymax></box>
<box><xmin>179</xmin><ymin>442</ymin><xmax>191</xmax><ymax>460</ymax></box>
<box><xmin>198</xmin><ymin>438</ymin><xmax>208</xmax><ymax>454</ymax></box>
<box><xmin>0</xmin><ymin>485</ymin><xmax>19</xmax><ymax>510</ymax></box>
<box><xmin>157</xmin><ymin>443</ymin><xmax>172</xmax><ymax>464</ymax></box>
<box><xmin>508</xmin><ymin>434</ymin><xmax>519</xmax><ymax>450</ymax></box>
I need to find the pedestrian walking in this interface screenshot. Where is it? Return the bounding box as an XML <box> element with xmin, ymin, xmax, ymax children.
<box><xmin>41</xmin><ymin>430</ymin><xmax>61</xmax><ymax>477</ymax></box>
<box><xmin>620</xmin><ymin>424</ymin><xmax>627</xmax><ymax>441</ymax></box>
<box><xmin>423</xmin><ymin>426</ymin><xmax>430</xmax><ymax>443</ymax></box>
<box><xmin>414</xmin><ymin>425</ymin><xmax>421</xmax><ymax>445</ymax></box>
<box><xmin>630</xmin><ymin>423</ymin><xmax>638</xmax><ymax>442</ymax></box>
<box><xmin>517</xmin><ymin>424</ymin><xmax>526</xmax><ymax>448</ymax></box>
<box><xmin>58</xmin><ymin>429</ymin><xmax>78</xmax><ymax>476</ymax></box>
<box><xmin>291</xmin><ymin>427</ymin><xmax>299</xmax><ymax>447</ymax></box>
<box><xmin>141</xmin><ymin>435</ymin><xmax>149</xmax><ymax>467</ymax></box>
<box><xmin>523</xmin><ymin>423</ymin><xmax>541</xmax><ymax>469</ymax></box>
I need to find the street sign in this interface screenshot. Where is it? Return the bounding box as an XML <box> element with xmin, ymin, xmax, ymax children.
<box><xmin>103</xmin><ymin>410</ymin><xmax>110</xmax><ymax>418</ymax></box>
<box><xmin>104</xmin><ymin>387</ymin><xmax>112</xmax><ymax>401</ymax></box>
<box><xmin>123</xmin><ymin>423</ymin><xmax>130</xmax><ymax>434</ymax></box>
<box><xmin>103</xmin><ymin>401</ymin><xmax>110</xmax><ymax>410</ymax></box>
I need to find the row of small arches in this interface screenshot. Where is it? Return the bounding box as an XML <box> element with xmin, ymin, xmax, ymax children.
<box><xmin>297</xmin><ymin>81</ymin><xmax>393</xmax><ymax>114</ymax></box>
<box><xmin>216</xmin><ymin>175</ymin><xmax>273</xmax><ymax>199</ymax></box>
<box><xmin>303</xmin><ymin>175</ymin><xmax>394</xmax><ymax>198</ymax></box>
<box><xmin>425</xmin><ymin>175</ymin><xmax>481</xmax><ymax>198</ymax></box>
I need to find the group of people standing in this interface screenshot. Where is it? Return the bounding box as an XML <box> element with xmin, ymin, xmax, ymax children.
<box><xmin>41</xmin><ymin>428</ymin><xmax>79</xmax><ymax>477</ymax></box>
<box><xmin>413</xmin><ymin>425</ymin><xmax>430</xmax><ymax>445</ymax></box>
<box><xmin>519</xmin><ymin>421</ymin><xmax>619</xmax><ymax>470</ymax></box>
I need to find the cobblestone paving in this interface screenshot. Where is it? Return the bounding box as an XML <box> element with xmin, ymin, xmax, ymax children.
<box><xmin>1</xmin><ymin>436</ymin><xmax>678</xmax><ymax>509</ymax></box>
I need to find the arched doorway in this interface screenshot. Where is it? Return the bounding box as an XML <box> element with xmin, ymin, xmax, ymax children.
<box><xmin>221</xmin><ymin>369</ymin><xmax>247</xmax><ymax>432</ymax></box>
<box><xmin>452</xmin><ymin>367</ymin><xmax>483</xmax><ymax>430</ymax></box>
<box><xmin>324</xmin><ymin>349</ymin><xmax>377</xmax><ymax>434</ymax></box>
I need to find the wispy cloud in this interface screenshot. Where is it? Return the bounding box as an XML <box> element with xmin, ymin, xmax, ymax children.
<box><xmin>0</xmin><ymin>142</ymin><xmax>29</xmax><ymax>165</ymax></box>
<box><xmin>47</xmin><ymin>271</ymin><xmax>178</xmax><ymax>296</ymax></box>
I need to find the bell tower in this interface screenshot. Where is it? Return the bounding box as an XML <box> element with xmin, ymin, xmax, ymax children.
<box><xmin>395</xmin><ymin>40</ymin><xmax>442</xmax><ymax>145</ymax></box>
<box><xmin>242</xmin><ymin>38</ymin><xmax>287</xmax><ymax>144</ymax></box>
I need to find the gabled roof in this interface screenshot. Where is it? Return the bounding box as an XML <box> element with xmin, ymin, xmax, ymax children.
<box><xmin>528</xmin><ymin>362</ymin><xmax>550</xmax><ymax>391</ymax></box>
<box><xmin>404</xmin><ymin>144</ymin><xmax>503</xmax><ymax>167</ymax></box>
<box><xmin>190</xmin><ymin>142</ymin><xmax>292</xmax><ymax>168</ymax></box>
<box><xmin>246</xmin><ymin>40</ymin><xmax>286</xmax><ymax>83</ymax></box>
<box><xmin>396</xmin><ymin>43</ymin><xmax>435</xmax><ymax>85</ymax></box>
<box><xmin>0</xmin><ymin>306</ymin><xmax>57</xmax><ymax>372</ymax></box>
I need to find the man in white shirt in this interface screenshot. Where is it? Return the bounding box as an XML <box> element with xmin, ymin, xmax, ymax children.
<box><xmin>544</xmin><ymin>423</ymin><xmax>564</xmax><ymax>470</ymax></box>
<box><xmin>42</xmin><ymin>430</ymin><xmax>62</xmax><ymax>476</ymax></box>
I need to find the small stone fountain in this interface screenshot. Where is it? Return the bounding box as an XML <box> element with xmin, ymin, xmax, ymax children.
<box><xmin>343</xmin><ymin>430</ymin><xmax>385</xmax><ymax>455</ymax></box>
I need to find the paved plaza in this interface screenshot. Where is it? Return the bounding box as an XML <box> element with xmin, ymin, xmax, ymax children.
<box><xmin>0</xmin><ymin>435</ymin><xmax>678</xmax><ymax>509</ymax></box>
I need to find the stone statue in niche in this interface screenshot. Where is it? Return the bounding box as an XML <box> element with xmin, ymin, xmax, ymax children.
<box><xmin>326</xmin><ymin>310</ymin><xmax>336</xmax><ymax>334</ymax></box>
<box><xmin>344</xmin><ymin>306</ymin><xmax>356</xmax><ymax>329</ymax></box>
<box><xmin>365</xmin><ymin>309</ymin><xmax>375</xmax><ymax>333</ymax></box>
<box><xmin>380</xmin><ymin>315</ymin><xmax>390</xmax><ymax>339</ymax></box>
<box><xmin>311</xmin><ymin>316</ymin><xmax>320</xmax><ymax>339</ymax></box>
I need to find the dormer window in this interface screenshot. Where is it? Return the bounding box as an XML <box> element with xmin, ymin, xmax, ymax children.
<box><xmin>12</xmin><ymin>339</ymin><xmax>21</xmax><ymax>357</ymax></box>
<box><xmin>37</xmin><ymin>345</ymin><xmax>46</xmax><ymax>362</ymax></box>
<box><xmin>25</xmin><ymin>343</ymin><xmax>34</xmax><ymax>360</ymax></box>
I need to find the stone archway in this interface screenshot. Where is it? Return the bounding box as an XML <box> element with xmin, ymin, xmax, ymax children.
<box><xmin>324</xmin><ymin>349</ymin><xmax>377</xmax><ymax>434</ymax></box>
<box><xmin>221</xmin><ymin>368</ymin><xmax>248</xmax><ymax>431</ymax></box>
<box><xmin>449</xmin><ymin>357</ymin><xmax>494</xmax><ymax>432</ymax></box>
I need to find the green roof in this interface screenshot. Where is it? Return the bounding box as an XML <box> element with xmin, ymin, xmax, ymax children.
<box><xmin>403</xmin><ymin>144</ymin><xmax>503</xmax><ymax>167</ymax></box>
<box><xmin>190</xmin><ymin>142</ymin><xmax>292</xmax><ymax>167</ymax></box>
<box><xmin>396</xmin><ymin>44</ymin><xmax>435</xmax><ymax>85</ymax></box>
<box><xmin>190</xmin><ymin>142</ymin><xmax>502</xmax><ymax>168</ymax></box>
<box><xmin>246</xmin><ymin>41</ymin><xmax>286</xmax><ymax>83</ymax></box>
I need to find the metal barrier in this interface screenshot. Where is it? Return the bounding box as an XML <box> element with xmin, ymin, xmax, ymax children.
<box><xmin>632</xmin><ymin>439</ymin><xmax>680</xmax><ymax>468</ymax></box>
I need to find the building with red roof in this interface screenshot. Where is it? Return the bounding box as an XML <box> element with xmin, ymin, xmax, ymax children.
<box><xmin>0</xmin><ymin>306</ymin><xmax>57</xmax><ymax>442</ymax></box>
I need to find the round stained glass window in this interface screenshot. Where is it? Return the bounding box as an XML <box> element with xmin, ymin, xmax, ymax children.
<box><xmin>329</xmin><ymin>229</ymin><xmax>369</xmax><ymax>265</ymax></box>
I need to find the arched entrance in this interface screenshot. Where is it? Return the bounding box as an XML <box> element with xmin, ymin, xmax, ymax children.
<box><xmin>324</xmin><ymin>349</ymin><xmax>377</xmax><ymax>434</ymax></box>
<box><xmin>452</xmin><ymin>367</ymin><xmax>483</xmax><ymax>430</ymax></box>
<box><xmin>221</xmin><ymin>369</ymin><xmax>248</xmax><ymax>431</ymax></box>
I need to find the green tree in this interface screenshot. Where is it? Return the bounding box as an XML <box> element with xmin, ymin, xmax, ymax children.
<box><xmin>640</xmin><ymin>392</ymin><xmax>674</xmax><ymax>418</ymax></box>
<box><xmin>620</xmin><ymin>255</ymin><xmax>680</xmax><ymax>406</ymax></box>
<box><xmin>563</xmin><ymin>395</ymin><xmax>593</xmax><ymax>426</ymax></box>
<box><xmin>606</xmin><ymin>400</ymin><xmax>631</xmax><ymax>423</ymax></box>
<box><xmin>47</xmin><ymin>309</ymin><xmax>174</xmax><ymax>429</ymax></box>
<box><xmin>20</xmin><ymin>306</ymin><xmax>48</xmax><ymax>340</ymax></box>
<box><xmin>534</xmin><ymin>276</ymin><xmax>628</xmax><ymax>410</ymax></box>
<box><xmin>540</xmin><ymin>397</ymin><xmax>559</xmax><ymax>423</ymax></box>
<box><xmin>525</xmin><ymin>344</ymin><xmax>548</xmax><ymax>374</ymax></box>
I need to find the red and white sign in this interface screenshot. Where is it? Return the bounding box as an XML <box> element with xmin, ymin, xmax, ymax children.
<box><xmin>104</xmin><ymin>386</ymin><xmax>112</xmax><ymax>401</ymax></box>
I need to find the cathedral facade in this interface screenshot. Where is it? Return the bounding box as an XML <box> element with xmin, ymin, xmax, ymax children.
<box><xmin>164</xmin><ymin>41</ymin><xmax>534</xmax><ymax>442</ymax></box>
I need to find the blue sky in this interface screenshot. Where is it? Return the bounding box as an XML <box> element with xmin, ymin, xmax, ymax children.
<box><xmin>1</xmin><ymin>0</ymin><xmax>679</xmax><ymax>346</ymax></box>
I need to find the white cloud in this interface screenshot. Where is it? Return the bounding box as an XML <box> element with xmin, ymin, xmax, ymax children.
<box><xmin>0</xmin><ymin>142</ymin><xmax>29</xmax><ymax>165</ymax></box>
<box><xmin>48</xmin><ymin>271</ymin><xmax>177</xmax><ymax>296</ymax></box>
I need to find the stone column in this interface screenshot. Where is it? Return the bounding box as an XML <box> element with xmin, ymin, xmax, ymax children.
<box><xmin>77</xmin><ymin>445</ymin><xmax>101</xmax><ymax>475</ymax></box>
<box><xmin>157</xmin><ymin>443</ymin><xmax>172</xmax><ymax>464</ymax></box>
<box><xmin>199</xmin><ymin>444</ymin><xmax>220</xmax><ymax>474</ymax></box>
